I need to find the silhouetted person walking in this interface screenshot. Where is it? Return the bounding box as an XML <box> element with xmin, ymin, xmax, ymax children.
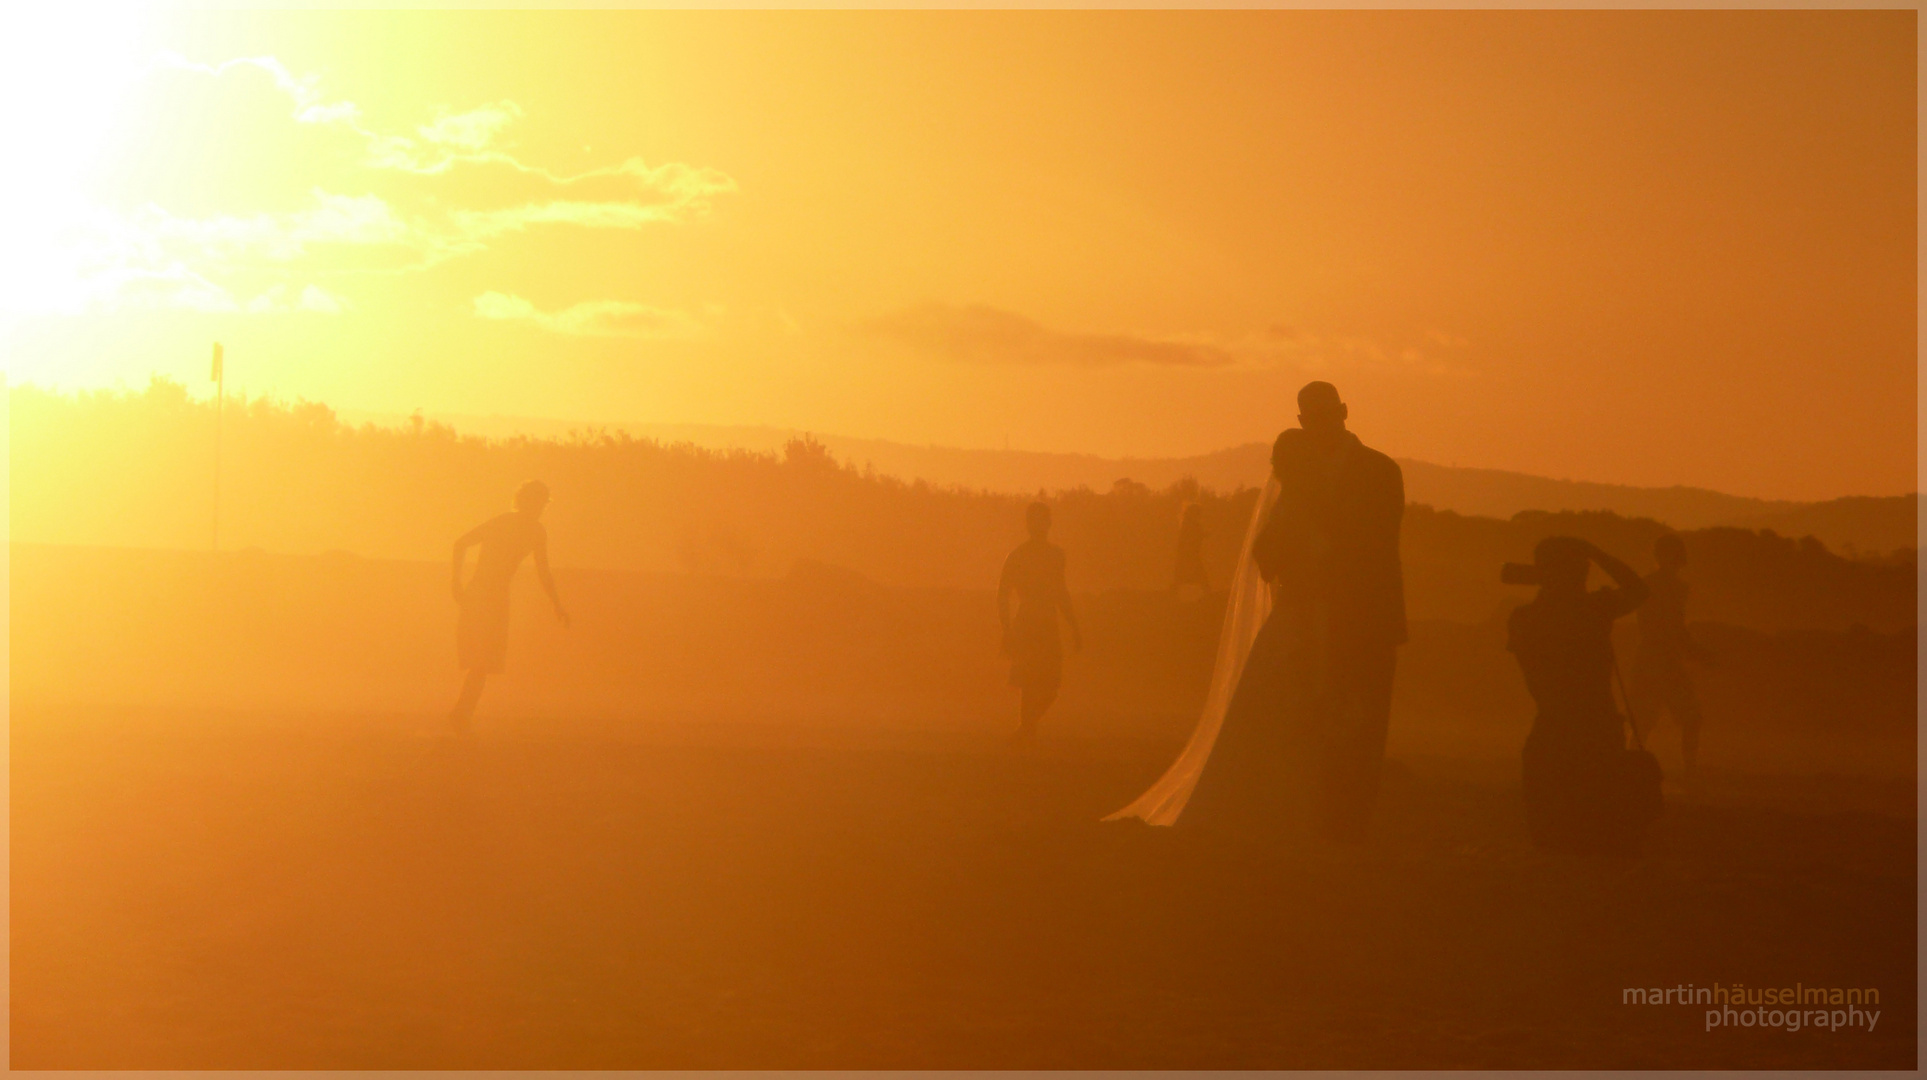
<box><xmin>1631</xmin><ymin>533</ymin><xmax>1710</xmax><ymax>785</ymax></box>
<box><xmin>999</xmin><ymin>501</ymin><xmax>1081</xmax><ymax>741</ymax></box>
<box><xmin>1292</xmin><ymin>381</ymin><xmax>1406</xmax><ymax>841</ymax></box>
<box><xmin>1505</xmin><ymin>537</ymin><xmax>1659</xmax><ymax>854</ymax></box>
<box><xmin>1171</xmin><ymin>502</ymin><xmax>1210</xmax><ymax>600</ymax></box>
<box><xmin>448</xmin><ymin>480</ymin><xmax>570</xmax><ymax>733</ymax></box>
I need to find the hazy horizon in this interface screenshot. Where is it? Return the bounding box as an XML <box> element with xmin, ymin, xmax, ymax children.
<box><xmin>328</xmin><ymin>403</ymin><xmax>1916</xmax><ymax>505</ymax></box>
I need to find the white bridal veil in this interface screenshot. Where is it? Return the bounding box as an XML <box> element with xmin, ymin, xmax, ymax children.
<box><xmin>1104</xmin><ymin>476</ymin><xmax>1280</xmax><ymax>825</ymax></box>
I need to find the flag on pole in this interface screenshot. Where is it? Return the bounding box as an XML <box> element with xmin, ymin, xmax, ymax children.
<box><xmin>212</xmin><ymin>342</ymin><xmax>224</xmax><ymax>382</ymax></box>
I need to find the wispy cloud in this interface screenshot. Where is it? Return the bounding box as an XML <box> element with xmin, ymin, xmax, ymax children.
<box><xmin>117</xmin><ymin>182</ymin><xmax>729</xmax><ymax>275</ymax></box>
<box><xmin>448</xmin><ymin>190</ymin><xmax>726</xmax><ymax>243</ymax></box>
<box><xmin>21</xmin><ymin>53</ymin><xmax>737</xmax><ymax>318</ymax></box>
<box><xmin>138</xmin><ymin>192</ymin><xmax>417</xmax><ymax>263</ymax></box>
<box><xmin>410</xmin><ymin>102</ymin><xmax>524</xmax><ymax>154</ymax></box>
<box><xmin>150</xmin><ymin>53</ymin><xmax>349</xmax><ymax>125</ymax></box>
<box><xmin>864</xmin><ymin>302</ymin><xmax>1235</xmax><ymax>368</ymax></box>
<box><xmin>865</xmin><ymin>302</ymin><xmax>1477</xmax><ymax>377</ymax></box>
<box><xmin>248</xmin><ymin>284</ymin><xmax>350</xmax><ymax>315</ymax></box>
<box><xmin>472</xmin><ymin>292</ymin><xmax>703</xmax><ymax>339</ymax></box>
<box><xmin>1241</xmin><ymin>323</ymin><xmax>1478</xmax><ymax>377</ymax></box>
<box><xmin>152</xmin><ymin>55</ymin><xmax>736</xmax><ymax>203</ymax></box>
<box><xmin>48</xmin><ymin>254</ymin><xmax>349</xmax><ymax>316</ymax></box>
<box><xmin>91</xmin><ymin>264</ymin><xmax>243</xmax><ymax>315</ymax></box>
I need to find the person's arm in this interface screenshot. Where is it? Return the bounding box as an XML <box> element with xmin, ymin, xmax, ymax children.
<box><xmin>451</xmin><ymin>522</ymin><xmax>486</xmax><ymax>602</ymax></box>
<box><xmin>1381</xmin><ymin>459</ymin><xmax>1408</xmax><ymax>643</ymax></box>
<box><xmin>1373</xmin><ymin>457</ymin><xmax>1407</xmax><ymax>537</ymax></box>
<box><xmin>1678</xmin><ymin>582</ymin><xmax>1716</xmax><ymax>665</ymax></box>
<box><xmin>1056</xmin><ymin>550</ymin><xmax>1082</xmax><ymax>652</ymax></box>
<box><xmin>533</xmin><ymin>526</ymin><xmax>569</xmax><ymax>627</ymax></box>
<box><xmin>1251</xmin><ymin>499</ymin><xmax>1291</xmax><ymax>585</ymax></box>
<box><xmin>1584</xmin><ymin>541</ymin><xmax>1649</xmax><ymax>615</ymax></box>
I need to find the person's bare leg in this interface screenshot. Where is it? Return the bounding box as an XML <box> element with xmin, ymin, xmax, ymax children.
<box><xmin>1014</xmin><ymin>684</ymin><xmax>1055</xmax><ymax>741</ymax></box>
<box><xmin>449</xmin><ymin>669</ymin><xmax>487</xmax><ymax>734</ymax></box>
<box><xmin>1676</xmin><ymin>689</ymin><xmax>1703</xmax><ymax>797</ymax></box>
<box><xmin>1627</xmin><ymin>666</ymin><xmax>1665</xmax><ymax>757</ymax></box>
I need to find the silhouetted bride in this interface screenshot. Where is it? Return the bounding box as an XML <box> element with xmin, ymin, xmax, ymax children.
<box><xmin>1106</xmin><ymin>428</ymin><xmax>1329</xmax><ymax>832</ymax></box>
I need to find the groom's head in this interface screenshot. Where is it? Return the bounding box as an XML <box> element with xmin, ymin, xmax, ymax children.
<box><xmin>1297</xmin><ymin>381</ymin><xmax>1348</xmax><ymax>444</ymax></box>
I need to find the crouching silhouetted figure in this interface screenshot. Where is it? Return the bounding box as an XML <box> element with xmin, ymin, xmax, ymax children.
<box><xmin>1504</xmin><ymin>537</ymin><xmax>1661</xmax><ymax>855</ymax></box>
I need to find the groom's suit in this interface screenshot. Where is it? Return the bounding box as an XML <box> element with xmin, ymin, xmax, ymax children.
<box><xmin>1278</xmin><ymin>429</ymin><xmax>1406</xmax><ymax>839</ymax></box>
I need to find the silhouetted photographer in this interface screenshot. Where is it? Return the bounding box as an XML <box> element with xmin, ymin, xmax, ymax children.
<box><xmin>1504</xmin><ymin>537</ymin><xmax>1662</xmax><ymax>855</ymax></box>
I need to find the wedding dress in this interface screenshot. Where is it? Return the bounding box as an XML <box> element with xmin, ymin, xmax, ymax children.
<box><xmin>1105</xmin><ymin>476</ymin><xmax>1297</xmax><ymax>825</ymax></box>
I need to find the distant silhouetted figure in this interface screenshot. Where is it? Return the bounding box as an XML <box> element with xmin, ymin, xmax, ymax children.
<box><xmin>1171</xmin><ymin>502</ymin><xmax>1210</xmax><ymax>600</ymax></box>
<box><xmin>999</xmin><ymin>501</ymin><xmax>1081</xmax><ymax>741</ymax></box>
<box><xmin>1631</xmin><ymin>533</ymin><xmax>1710</xmax><ymax>784</ymax></box>
<box><xmin>448</xmin><ymin>481</ymin><xmax>570</xmax><ymax>733</ymax></box>
<box><xmin>1505</xmin><ymin>537</ymin><xmax>1660</xmax><ymax>855</ymax></box>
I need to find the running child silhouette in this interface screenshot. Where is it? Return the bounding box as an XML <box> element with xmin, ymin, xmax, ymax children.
<box><xmin>447</xmin><ymin>480</ymin><xmax>570</xmax><ymax>733</ymax></box>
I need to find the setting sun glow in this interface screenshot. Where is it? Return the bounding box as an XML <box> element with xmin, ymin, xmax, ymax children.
<box><xmin>5</xmin><ymin>9</ymin><xmax>1914</xmax><ymax>501</ymax></box>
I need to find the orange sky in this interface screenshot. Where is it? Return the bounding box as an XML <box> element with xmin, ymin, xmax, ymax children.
<box><xmin>4</xmin><ymin>9</ymin><xmax>1915</xmax><ymax>500</ymax></box>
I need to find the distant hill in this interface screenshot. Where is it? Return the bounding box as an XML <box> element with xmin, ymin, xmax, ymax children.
<box><xmin>341</xmin><ymin>410</ymin><xmax>1918</xmax><ymax>558</ymax></box>
<box><xmin>1722</xmin><ymin>496</ymin><xmax>1923</xmax><ymax>559</ymax></box>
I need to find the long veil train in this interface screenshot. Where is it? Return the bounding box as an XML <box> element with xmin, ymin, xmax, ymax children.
<box><xmin>1104</xmin><ymin>476</ymin><xmax>1280</xmax><ymax>825</ymax></box>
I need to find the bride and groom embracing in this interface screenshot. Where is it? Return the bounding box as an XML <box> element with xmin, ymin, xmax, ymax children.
<box><xmin>1110</xmin><ymin>381</ymin><xmax>1406</xmax><ymax>842</ymax></box>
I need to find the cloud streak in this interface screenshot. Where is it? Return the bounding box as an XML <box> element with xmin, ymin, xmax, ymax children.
<box><xmin>864</xmin><ymin>302</ymin><xmax>1236</xmax><ymax>368</ymax></box>
<box><xmin>153</xmin><ymin>55</ymin><xmax>736</xmax><ymax>201</ymax></box>
<box><xmin>472</xmin><ymin>292</ymin><xmax>703</xmax><ymax>339</ymax></box>
<box><xmin>248</xmin><ymin>284</ymin><xmax>350</xmax><ymax>315</ymax></box>
<box><xmin>1241</xmin><ymin>324</ymin><xmax>1478</xmax><ymax>378</ymax></box>
<box><xmin>865</xmin><ymin>302</ymin><xmax>1478</xmax><ymax>377</ymax></box>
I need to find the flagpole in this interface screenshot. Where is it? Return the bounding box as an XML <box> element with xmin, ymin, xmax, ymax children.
<box><xmin>212</xmin><ymin>342</ymin><xmax>224</xmax><ymax>553</ymax></box>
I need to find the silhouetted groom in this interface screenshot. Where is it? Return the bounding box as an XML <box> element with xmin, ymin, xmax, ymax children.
<box><xmin>1290</xmin><ymin>381</ymin><xmax>1406</xmax><ymax>841</ymax></box>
